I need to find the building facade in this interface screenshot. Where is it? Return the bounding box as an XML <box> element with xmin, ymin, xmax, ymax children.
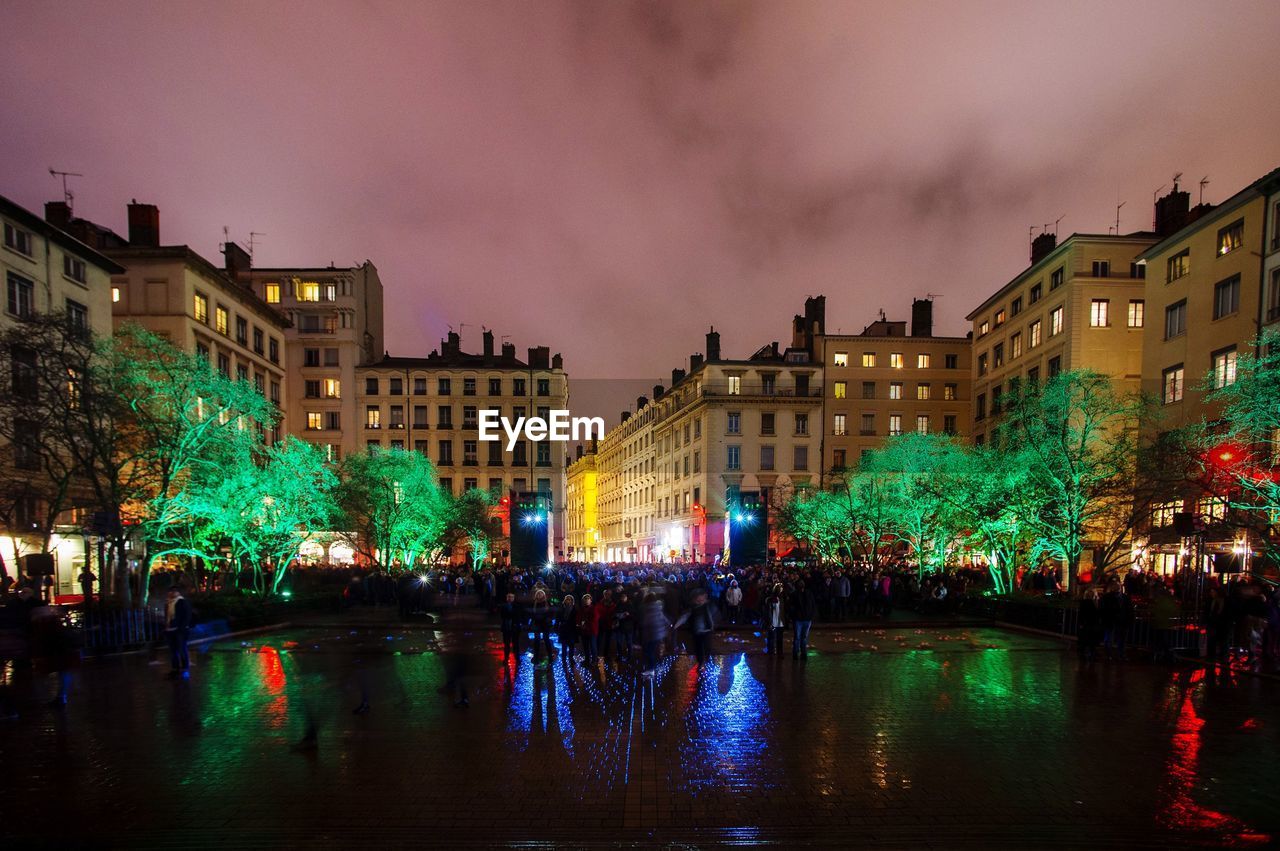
<box><xmin>64</xmin><ymin>202</ymin><xmax>289</xmax><ymax>441</ymax></box>
<box><xmin>1138</xmin><ymin>170</ymin><xmax>1280</xmax><ymax>574</ymax></box>
<box><xmin>357</xmin><ymin>331</ymin><xmax>570</xmax><ymax>558</ymax></box>
<box><xmin>564</xmin><ymin>446</ymin><xmax>598</xmax><ymax>561</ymax></box>
<box><xmin>820</xmin><ymin>298</ymin><xmax>971</xmax><ymax>469</ymax></box>
<box><xmin>966</xmin><ymin>231</ymin><xmax>1157</xmax><ymax>445</ymax></box>
<box><xmin>236</xmin><ymin>258</ymin><xmax>384</xmax><ymax>460</ymax></box>
<box><xmin>586</xmin><ymin>299</ymin><xmax>824</xmax><ymax>564</ymax></box>
<box><xmin>2</xmin><ymin>196</ymin><xmax>123</xmax><ymax>595</ymax></box>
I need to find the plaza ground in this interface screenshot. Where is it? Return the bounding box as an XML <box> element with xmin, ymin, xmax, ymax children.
<box><xmin>1</xmin><ymin>619</ymin><xmax>1277</xmax><ymax>849</ymax></box>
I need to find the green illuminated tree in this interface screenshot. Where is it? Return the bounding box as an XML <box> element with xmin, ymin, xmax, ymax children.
<box><xmin>943</xmin><ymin>444</ymin><xmax>1038</xmax><ymax>594</ymax></box>
<box><xmin>334</xmin><ymin>448</ymin><xmax>450</xmax><ymax>571</ymax></box>
<box><xmin>862</xmin><ymin>433</ymin><xmax>967</xmax><ymax>577</ymax></box>
<box><xmin>446</xmin><ymin>487</ymin><xmax>499</xmax><ymax>571</ymax></box>
<box><xmin>999</xmin><ymin>370</ymin><xmax>1154</xmax><ymax>591</ymax></box>
<box><xmin>776</xmin><ymin>485</ymin><xmax>847</xmax><ymax>564</ymax></box>
<box><xmin>163</xmin><ymin>437</ymin><xmax>336</xmax><ymax>594</ymax></box>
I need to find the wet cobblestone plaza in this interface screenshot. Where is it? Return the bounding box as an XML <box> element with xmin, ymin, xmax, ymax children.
<box><xmin>2</xmin><ymin>623</ymin><xmax>1278</xmax><ymax>849</ymax></box>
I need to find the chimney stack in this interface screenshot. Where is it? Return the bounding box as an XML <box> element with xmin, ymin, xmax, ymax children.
<box><xmin>501</xmin><ymin>342</ymin><xmax>515</xmax><ymax>360</ymax></box>
<box><xmin>1154</xmin><ymin>182</ymin><xmax>1192</xmax><ymax>237</ymax></box>
<box><xmin>223</xmin><ymin>241</ymin><xmax>252</xmax><ymax>279</ymax></box>
<box><xmin>706</xmin><ymin>327</ymin><xmax>721</xmax><ymax>362</ymax></box>
<box><xmin>527</xmin><ymin>346</ymin><xmax>550</xmax><ymax>369</ymax></box>
<box><xmin>127</xmin><ymin>200</ymin><xmax>160</xmax><ymax>247</ymax></box>
<box><xmin>44</xmin><ymin>201</ymin><xmax>71</xmax><ymax>230</ymax></box>
<box><xmin>672</xmin><ymin>367</ymin><xmax>686</xmax><ymax>386</ymax></box>
<box><xmin>911</xmin><ymin>298</ymin><xmax>933</xmax><ymax>338</ymax></box>
<box><xmin>637</xmin><ymin>396</ymin><xmax>648</xmax><ymax>410</ymax></box>
<box><xmin>575</xmin><ymin>444</ymin><xmax>584</xmax><ymax>460</ymax></box>
<box><xmin>482</xmin><ymin>329</ymin><xmax>495</xmax><ymax>357</ymax></box>
<box><xmin>653</xmin><ymin>384</ymin><xmax>664</xmax><ymax>399</ymax></box>
<box><xmin>551</xmin><ymin>353</ymin><xmax>563</xmax><ymax>370</ymax></box>
<box><xmin>1030</xmin><ymin>231</ymin><xmax>1057</xmax><ymax>265</ymax></box>
<box><xmin>444</xmin><ymin>331</ymin><xmax>461</xmax><ymax>356</ymax></box>
<box><xmin>690</xmin><ymin>353</ymin><xmax>704</xmax><ymax>371</ymax></box>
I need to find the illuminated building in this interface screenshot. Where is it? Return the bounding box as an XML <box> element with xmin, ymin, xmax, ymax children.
<box><xmin>593</xmin><ymin>299</ymin><xmax>824</xmax><ymax>563</ymax></box>
<box><xmin>1</xmin><ymin>196</ymin><xmax>124</xmax><ymax>595</ymax></box>
<box><xmin>357</xmin><ymin>330</ymin><xmax>569</xmax><ymax>560</ymax></box>
<box><xmin>564</xmin><ymin>445</ymin><xmax>599</xmax><ymax>561</ymax></box>
<box><xmin>967</xmin><ymin>230</ymin><xmax>1157</xmax><ymax>447</ymax></box>
<box><xmin>235</xmin><ymin>258</ymin><xmax>384</xmax><ymax>460</ymax></box>
<box><xmin>819</xmin><ymin>298</ymin><xmax>971</xmax><ymax>469</ymax></box>
<box><xmin>62</xmin><ymin>201</ymin><xmax>289</xmax><ymax>442</ymax></box>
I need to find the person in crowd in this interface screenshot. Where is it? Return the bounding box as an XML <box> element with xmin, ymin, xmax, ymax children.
<box><xmin>1077</xmin><ymin>588</ymin><xmax>1102</xmax><ymax>663</ymax></box>
<box><xmin>558</xmin><ymin>595</ymin><xmax>579</xmax><ymax>663</ymax></box>
<box><xmin>1099</xmin><ymin>582</ymin><xmax>1134</xmax><ymax>661</ymax></box>
<box><xmin>723</xmin><ymin>579</ymin><xmax>743</xmax><ymax>625</ymax></box>
<box><xmin>164</xmin><ymin>585</ymin><xmax>193</xmax><ymax>679</ymax></box>
<box><xmin>764</xmin><ymin>583</ymin><xmax>786</xmax><ymax>655</ymax></box>
<box><xmin>789</xmin><ymin>580</ymin><xmax>817</xmax><ymax>661</ymax></box>
<box><xmin>577</xmin><ymin>593</ymin><xmax>601</xmax><ymax>664</ymax></box>
<box><xmin>528</xmin><ymin>589</ymin><xmax>554</xmax><ymax>663</ymax></box>
<box><xmin>677</xmin><ymin>589</ymin><xmax>716</xmax><ymax>665</ymax></box>
<box><xmin>499</xmin><ymin>592</ymin><xmax>523</xmax><ymax>661</ymax></box>
<box><xmin>613</xmin><ymin>592</ymin><xmax>635</xmax><ymax>657</ymax></box>
<box><xmin>640</xmin><ymin>593</ymin><xmax>670</xmax><ymax>679</ymax></box>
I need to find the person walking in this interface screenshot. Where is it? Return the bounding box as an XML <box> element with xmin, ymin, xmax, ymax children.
<box><xmin>528</xmin><ymin>589</ymin><xmax>554</xmax><ymax>663</ymax></box>
<box><xmin>764</xmin><ymin>584</ymin><xmax>786</xmax><ymax>655</ymax></box>
<box><xmin>613</xmin><ymin>592</ymin><xmax>635</xmax><ymax>657</ymax></box>
<box><xmin>578</xmin><ymin>593</ymin><xmax>601</xmax><ymax>664</ymax></box>
<box><xmin>790</xmin><ymin>581</ymin><xmax>817</xmax><ymax>661</ymax></box>
<box><xmin>723</xmin><ymin>580</ymin><xmax>743</xmax><ymax>625</ymax></box>
<box><xmin>678</xmin><ymin>589</ymin><xmax>716</xmax><ymax>665</ymax></box>
<box><xmin>498</xmin><ymin>592</ymin><xmax>523</xmax><ymax>661</ymax></box>
<box><xmin>558</xmin><ymin>595</ymin><xmax>579</xmax><ymax>663</ymax></box>
<box><xmin>164</xmin><ymin>585</ymin><xmax>193</xmax><ymax>679</ymax></box>
<box><xmin>640</xmin><ymin>594</ymin><xmax>670</xmax><ymax>679</ymax></box>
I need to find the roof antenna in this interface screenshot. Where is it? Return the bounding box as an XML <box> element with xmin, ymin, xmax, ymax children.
<box><xmin>248</xmin><ymin>232</ymin><xmax>265</xmax><ymax>263</ymax></box>
<box><xmin>1112</xmin><ymin>201</ymin><xmax>1125</xmax><ymax>235</ymax></box>
<box><xmin>1151</xmin><ymin>183</ymin><xmax>1166</xmax><ymax>229</ymax></box>
<box><xmin>49</xmin><ymin>168</ymin><xmax>83</xmax><ymax>213</ymax></box>
<box><xmin>1053</xmin><ymin>214</ymin><xmax>1065</xmax><ymax>237</ymax></box>
<box><xmin>1171</xmin><ymin>172</ymin><xmax>1183</xmax><ymax>191</ymax></box>
<box><xmin>1198</xmin><ymin>176</ymin><xmax>1209</xmax><ymax>206</ymax></box>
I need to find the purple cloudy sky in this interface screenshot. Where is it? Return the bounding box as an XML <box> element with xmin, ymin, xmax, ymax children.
<box><xmin>3</xmin><ymin>1</ymin><xmax>1278</xmax><ymax>397</ymax></box>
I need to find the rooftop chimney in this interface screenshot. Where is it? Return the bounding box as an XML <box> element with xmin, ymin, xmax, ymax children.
<box><xmin>501</xmin><ymin>342</ymin><xmax>515</xmax><ymax>360</ymax></box>
<box><xmin>1154</xmin><ymin>181</ymin><xmax>1193</xmax><ymax>237</ymax></box>
<box><xmin>1030</xmin><ymin>231</ymin><xmax>1057</xmax><ymax>265</ymax></box>
<box><xmin>706</xmin><ymin>327</ymin><xmax>721</xmax><ymax>362</ymax></box>
<box><xmin>637</xmin><ymin>395</ymin><xmax>648</xmax><ymax>410</ymax></box>
<box><xmin>672</xmin><ymin>367</ymin><xmax>686</xmax><ymax>386</ymax></box>
<box><xmin>689</xmin><ymin>353</ymin><xmax>704</xmax><ymax>371</ymax></box>
<box><xmin>527</xmin><ymin>346</ymin><xmax>550</xmax><ymax>369</ymax></box>
<box><xmin>482</xmin><ymin>329</ymin><xmax>495</xmax><ymax>357</ymax></box>
<box><xmin>653</xmin><ymin>384</ymin><xmax>664</xmax><ymax>399</ymax></box>
<box><xmin>575</xmin><ymin>444</ymin><xmax>585</xmax><ymax>460</ymax></box>
<box><xmin>127</xmin><ymin>200</ymin><xmax>160</xmax><ymax>247</ymax></box>
<box><xmin>444</xmin><ymin>331</ymin><xmax>461</xmax><ymax>356</ymax></box>
<box><xmin>44</xmin><ymin>201</ymin><xmax>71</xmax><ymax>230</ymax></box>
<box><xmin>551</xmin><ymin>353</ymin><xmax>563</xmax><ymax>370</ymax></box>
<box><xmin>223</xmin><ymin>241</ymin><xmax>251</xmax><ymax>280</ymax></box>
<box><xmin>911</xmin><ymin>298</ymin><xmax>933</xmax><ymax>338</ymax></box>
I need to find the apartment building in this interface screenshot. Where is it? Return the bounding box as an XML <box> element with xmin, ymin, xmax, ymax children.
<box><xmin>357</xmin><ymin>330</ymin><xmax>569</xmax><ymax>557</ymax></box>
<box><xmin>820</xmin><ymin>298</ymin><xmax>971</xmax><ymax>469</ymax></box>
<box><xmin>234</xmin><ymin>256</ymin><xmax>384</xmax><ymax>459</ymax></box>
<box><xmin>589</xmin><ymin>298</ymin><xmax>824</xmax><ymax>564</ymax></box>
<box><xmin>1138</xmin><ymin>170</ymin><xmax>1280</xmax><ymax>573</ymax></box>
<box><xmin>2</xmin><ymin>196</ymin><xmax>124</xmax><ymax>593</ymax></box>
<box><xmin>64</xmin><ymin>202</ymin><xmax>289</xmax><ymax>441</ymax></box>
<box><xmin>966</xmin><ymin>230</ymin><xmax>1157</xmax><ymax>445</ymax></box>
<box><xmin>564</xmin><ymin>445</ymin><xmax>599</xmax><ymax>561</ymax></box>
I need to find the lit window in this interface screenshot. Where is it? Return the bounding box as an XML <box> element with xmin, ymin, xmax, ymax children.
<box><xmin>215</xmin><ymin>305</ymin><xmax>229</xmax><ymax>335</ymax></box>
<box><xmin>727</xmin><ymin>376</ymin><xmax>741</xmax><ymax>395</ymax></box>
<box><xmin>323</xmin><ymin>378</ymin><xmax>341</xmax><ymax>398</ymax></box>
<box><xmin>112</xmin><ymin>286</ymin><xmax>121</xmax><ymax>303</ymax></box>
<box><xmin>888</xmin><ymin>414</ymin><xmax>903</xmax><ymax>436</ymax></box>
<box><xmin>1167</xmin><ymin>250</ymin><xmax>1190</xmax><ymax>282</ymax></box>
<box><xmin>916</xmin><ymin>384</ymin><xmax>930</xmax><ymax>400</ymax></box>
<box><xmin>1030</xmin><ymin>320</ymin><xmax>1043</xmax><ymax>347</ymax></box>
<box><xmin>1162</xmin><ymin>365</ymin><xmax>1184</xmax><ymax>404</ymax></box>
<box><xmin>194</xmin><ymin>292</ymin><xmax>209</xmax><ymax>323</ymax></box>
<box><xmin>833</xmin><ymin>381</ymin><xmax>847</xmax><ymax>399</ymax></box>
<box><xmin>1127</xmin><ymin>300</ymin><xmax>1144</xmax><ymax>328</ymax></box>
<box><xmin>994</xmin><ymin>310</ymin><xmax>1005</xmax><ymax>327</ymax></box>
<box><xmin>890</xmin><ymin>353</ymin><xmax>903</xmax><ymax>368</ymax></box>
<box><xmin>917</xmin><ymin>353</ymin><xmax>930</xmax><ymax>368</ymax></box>
<box><xmin>297</xmin><ymin>282</ymin><xmax>321</xmax><ymax>302</ymax></box>
<box><xmin>833</xmin><ymin>352</ymin><xmax>848</xmax><ymax>367</ymax></box>
<box><xmin>1010</xmin><ymin>332</ymin><xmax>1022</xmax><ymax>358</ymax></box>
<box><xmin>265</xmin><ymin>283</ymin><xmax>280</xmax><ymax>303</ymax></box>
<box><xmin>861</xmin><ymin>352</ymin><xmax>876</xmax><ymax>367</ymax></box>
<box><xmin>943</xmin><ymin>383</ymin><xmax>956</xmax><ymax>401</ymax></box>
<box><xmin>1050</xmin><ymin>307</ymin><xmax>1064</xmax><ymax>336</ymax></box>
<box><xmin>1217</xmin><ymin>219</ymin><xmax>1243</xmax><ymax>256</ymax></box>
<box><xmin>832</xmin><ymin>414</ymin><xmax>847</xmax><ymax>436</ymax></box>
<box><xmin>307</xmin><ymin>412</ymin><xmax>323</xmax><ymax>431</ymax></box>
<box><xmin>1090</xmin><ymin>299</ymin><xmax>1109</xmax><ymax>327</ymax></box>
<box><xmin>1212</xmin><ymin>348</ymin><xmax>1237</xmax><ymax>389</ymax></box>
<box><xmin>978</xmin><ymin>321</ymin><xmax>989</xmax><ymax>337</ymax></box>
<box><xmin>916</xmin><ymin>414</ymin><xmax>930</xmax><ymax>435</ymax></box>
<box><xmin>889</xmin><ymin>382</ymin><xmax>902</xmax><ymax>400</ymax></box>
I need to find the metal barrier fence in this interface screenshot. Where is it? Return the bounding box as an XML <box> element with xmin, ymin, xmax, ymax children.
<box><xmin>957</xmin><ymin>595</ymin><xmax>1202</xmax><ymax>654</ymax></box>
<box><xmin>70</xmin><ymin>606</ymin><xmax>167</xmax><ymax>651</ymax></box>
